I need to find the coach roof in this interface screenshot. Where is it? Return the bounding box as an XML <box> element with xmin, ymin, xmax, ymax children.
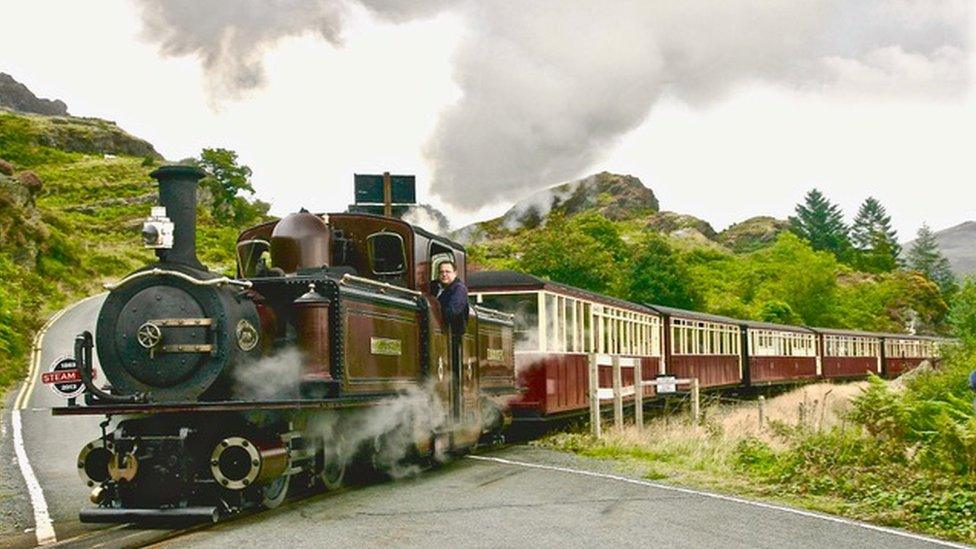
<box><xmin>468</xmin><ymin>270</ymin><xmax>658</xmax><ymax>315</ymax></box>
<box><xmin>645</xmin><ymin>304</ymin><xmax>742</xmax><ymax>326</ymax></box>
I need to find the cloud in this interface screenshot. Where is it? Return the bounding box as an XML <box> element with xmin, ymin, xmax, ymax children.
<box><xmin>135</xmin><ymin>0</ymin><xmax>973</xmax><ymax>209</ymax></box>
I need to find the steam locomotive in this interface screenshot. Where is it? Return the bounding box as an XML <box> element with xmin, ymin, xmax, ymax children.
<box><xmin>55</xmin><ymin>165</ymin><xmax>517</xmax><ymax>523</ymax></box>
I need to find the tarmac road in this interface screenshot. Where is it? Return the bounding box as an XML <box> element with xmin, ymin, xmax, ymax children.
<box><xmin>1</xmin><ymin>294</ymin><xmax>110</xmax><ymax>547</ymax></box>
<box><xmin>1</xmin><ymin>295</ymin><xmax>968</xmax><ymax>548</ymax></box>
<box><xmin>163</xmin><ymin>445</ymin><xmax>965</xmax><ymax>549</ymax></box>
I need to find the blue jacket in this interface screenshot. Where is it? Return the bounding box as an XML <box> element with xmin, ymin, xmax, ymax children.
<box><xmin>434</xmin><ymin>278</ymin><xmax>469</xmax><ymax>336</ymax></box>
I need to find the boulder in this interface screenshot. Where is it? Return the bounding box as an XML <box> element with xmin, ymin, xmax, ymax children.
<box><xmin>15</xmin><ymin>170</ymin><xmax>43</xmax><ymax>196</ymax></box>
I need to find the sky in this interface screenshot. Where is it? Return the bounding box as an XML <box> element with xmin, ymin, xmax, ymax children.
<box><xmin>1</xmin><ymin>0</ymin><xmax>973</xmax><ymax>240</ymax></box>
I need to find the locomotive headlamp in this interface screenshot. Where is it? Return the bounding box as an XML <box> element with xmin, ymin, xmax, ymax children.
<box><xmin>141</xmin><ymin>206</ymin><xmax>174</xmax><ymax>249</ymax></box>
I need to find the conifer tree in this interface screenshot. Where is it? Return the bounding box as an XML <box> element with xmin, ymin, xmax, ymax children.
<box><xmin>907</xmin><ymin>223</ymin><xmax>957</xmax><ymax>295</ymax></box>
<box><xmin>789</xmin><ymin>189</ymin><xmax>851</xmax><ymax>261</ymax></box>
<box><xmin>850</xmin><ymin>197</ymin><xmax>901</xmax><ymax>272</ymax></box>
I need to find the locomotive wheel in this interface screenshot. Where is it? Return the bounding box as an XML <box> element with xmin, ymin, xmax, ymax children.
<box><xmin>260</xmin><ymin>476</ymin><xmax>289</xmax><ymax>509</ymax></box>
<box><xmin>319</xmin><ymin>458</ymin><xmax>346</xmax><ymax>490</ymax></box>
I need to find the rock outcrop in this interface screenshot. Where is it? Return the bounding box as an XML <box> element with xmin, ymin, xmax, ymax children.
<box><xmin>454</xmin><ymin>172</ymin><xmax>658</xmax><ymax>244</ymax></box>
<box><xmin>646</xmin><ymin>211</ymin><xmax>717</xmax><ymax>239</ymax></box>
<box><xmin>0</xmin><ymin>170</ymin><xmax>48</xmax><ymax>266</ymax></box>
<box><xmin>0</xmin><ymin>73</ymin><xmax>68</xmax><ymax>116</ymax></box>
<box><xmin>718</xmin><ymin>216</ymin><xmax>790</xmax><ymax>253</ymax></box>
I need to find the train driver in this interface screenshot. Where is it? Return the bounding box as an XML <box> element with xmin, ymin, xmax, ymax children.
<box><xmin>433</xmin><ymin>259</ymin><xmax>469</xmax><ymax>339</ymax></box>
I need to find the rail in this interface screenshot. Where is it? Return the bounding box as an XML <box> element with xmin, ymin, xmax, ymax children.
<box><xmin>587</xmin><ymin>353</ymin><xmax>700</xmax><ymax>438</ymax></box>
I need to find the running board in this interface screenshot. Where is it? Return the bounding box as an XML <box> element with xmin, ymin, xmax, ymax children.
<box><xmin>80</xmin><ymin>506</ymin><xmax>220</xmax><ymax>524</ymax></box>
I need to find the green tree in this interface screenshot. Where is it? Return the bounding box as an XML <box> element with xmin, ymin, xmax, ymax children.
<box><xmin>197</xmin><ymin>148</ymin><xmax>267</xmax><ymax>224</ymax></box>
<box><xmin>625</xmin><ymin>233</ymin><xmax>702</xmax><ymax>309</ymax></box>
<box><xmin>571</xmin><ymin>212</ymin><xmax>629</xmax><ymax>264</ymax></box>
<box><xmin>789</xmin><ymin>188</ymin><xmax>851</xmax><ymax>261</ymax></box>
<box><xmin>516</xmin><ymin>213</ymin><xmax>621</xmax><ymax>295</ymax></box>
<box><xmin>748</xmin><ymin>233</ymin><xmax>840</xmax><ymax>326</ymax></box>
<box><xmin>850</xmin><ymin>197</ymin><xmax>901</xmax><ymax>273</ymax></box>
<box><xmin>948</xmin><ymin>277</ymin><xmax>976</xmax><ymax>345</ymax></box>
<box><xmin>907</xmin><ymin>223</ymin><xmax>957</xmax><ymax>296</ymax></box>
<box><xmin>758</xmin><ymin>300</ymin><xmax>802</xmax><ymax>324</ymax></box>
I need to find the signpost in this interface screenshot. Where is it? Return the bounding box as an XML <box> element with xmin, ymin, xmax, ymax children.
<box><xmin>351</xmin><ymin>173</ymin><xmax>416</xmax><ymax>217</ymax></box>
<box><xmin>41</xmin><ymin>356</ymin><xmax>90</xmax><ymax>402</ymax></box>
<box><xmin>655</xmin><ymin>374</ymin><xmax>677</xmax><ymax>394</ymax></box>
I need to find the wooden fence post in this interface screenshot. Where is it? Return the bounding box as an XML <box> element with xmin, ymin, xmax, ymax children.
<box><xmin>634</xmin><ymin>359</ymin><xmax>643</xmax><ymax>430</ymax></box>
<box><xmin>690</xmin><ymin>378</ymin><xmax>700</xmax><ymax>425</ymax></box>
<box><xmin>758</xmin><ymin>395</ymin><xmax>766</xmax><ymax>429</ymax></box>
<box><xmin>589</xmin><ymin>354</ymin><xmax>601</xmax><ymax>438</ymax></box>
<box><xmin>612</xmin><ymin>356</ymin><xmax>623</xmax><ymax>430</ymax></box>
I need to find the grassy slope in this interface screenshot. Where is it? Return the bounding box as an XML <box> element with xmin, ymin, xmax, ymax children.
<box><xmin>0</xmin><ymin>110</ymin><xmax>244</xmax><ymax>389</ymax></box>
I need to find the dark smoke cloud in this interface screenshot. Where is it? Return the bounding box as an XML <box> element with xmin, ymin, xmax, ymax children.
<box><xmin>135</xmin><ymin>0</ymin><xmax>972</xmax><ymax>209</ymax></box>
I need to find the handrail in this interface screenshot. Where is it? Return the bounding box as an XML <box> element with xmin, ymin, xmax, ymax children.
<box><xmin>104</xmin><ymin>268</ymin><xmax>253</xmax><ymax>290</ymax></box>
<box><xmin>339</xmin><ymin>273</ymin><xmax>422</xmax><ymax>297</ymax></box>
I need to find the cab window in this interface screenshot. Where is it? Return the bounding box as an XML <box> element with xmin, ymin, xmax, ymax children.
<box><xmin>429</xmin><ymin>241</ymin><xmax>456</xmax><ymax>286</ymax></box>
<box><xmin>367</xmin><ymin>232</ymin><xmax>406</xmax><ymax>278</ymax></box>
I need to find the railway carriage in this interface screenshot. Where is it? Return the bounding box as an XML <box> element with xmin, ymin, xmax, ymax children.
<box><xmin>815</xmin><ymin>328</ymin><xmax>882</xmax><ymax>379</ymax></box>
<box><xmin>470</xmin><ymin>272</ymin><xmax>953</xmax><ymax>425</ymax></box>
<box><xmin>881</xmin><ymin>335</ymin><xmax>943</xmax><ymax>378</ymax></box>
<box><xmin>742</xmin><ymin>321</ymin><xmax>819</xmax><ymax>386</ymax></box>
<box><xmin>468</xmin><ymin>271</ymin><xmax>663</xmax><ymax>421</ymax></box>
<box><xmin>646</xmin><ymin>305</ymin><xmax>743</xmax><ymax>388</ymax></box>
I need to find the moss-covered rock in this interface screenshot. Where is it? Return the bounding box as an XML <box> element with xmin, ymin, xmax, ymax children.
<box><xmin>645</xmin><ymin>211</ymin><xmax>717</xmax><ymax>239</ymax></box>
<box><xmin>718</xmin><ymin>216</ymin><xmax>790</xmax><ymax>253</ymax></box>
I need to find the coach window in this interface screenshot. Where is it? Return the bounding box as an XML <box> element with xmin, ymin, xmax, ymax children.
<box><xmin>476</xmin><ymin>293</ymin><xmax>540</xmax><ymax>350</ymax></box>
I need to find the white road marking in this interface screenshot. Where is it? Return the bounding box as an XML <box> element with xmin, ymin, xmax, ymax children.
<box><xmin>8</xmin><ymin>293</ymin><xmax>106</xmax><ymax>546</ymax></box>
<box><xmin>469</xmin><ymin>455</ymin><xmax>969</xmax><ymax>549</ymax></box>
<box><xmin>12</xmin><ymin>409</ymin><xmax>56</xmax><ymax>545</ymax></box>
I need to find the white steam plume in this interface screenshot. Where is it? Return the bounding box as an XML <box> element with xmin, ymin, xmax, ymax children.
<box><xmin>309</xmin><ymin>380</ymin><xmax>449</xmax><ymax>478</ymax></box>
<box><xmin>135</xmin><ymin>0</ymin><xmax>973</xmax><ymax>208</ymax></box>
<box><xmin>232</xmin><ymin>348</ymin><xmax>303</xmax><ymax>400</ymax></box>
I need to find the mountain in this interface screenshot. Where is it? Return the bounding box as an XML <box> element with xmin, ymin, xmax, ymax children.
<box><xmin>454</xmin><ymin>171</ymin><xmax>659</xmax><ymax>244</ymax></box>
<box><xmin>0</xmin><ymin>73</ymin><xmax>68</xmax><ymax>116</ymax></box>
<box><xmin>905</xmin><ymin>221</ymin><xmax>976</xmax><ymax>277</ymax></box>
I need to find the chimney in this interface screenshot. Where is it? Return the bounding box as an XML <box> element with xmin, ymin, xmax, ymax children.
<box><xmin>149</xmin><ymin>165</ymin><xmax>206</xmax><ymax>270</ymax></box>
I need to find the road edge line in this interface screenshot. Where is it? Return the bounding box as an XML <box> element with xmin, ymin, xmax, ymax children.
<box><xmin>9</xmin><ymin>292</ymin><xmax>106</xmax><ymax>546</ymax></box>
<box><xmin>12</xmin><ymin>409</ymin><xmax>57</xmax><ymax>545</ymax></box>
<box><xmin>468</xmin><ymin>454</ymin><xmax>969</xmax><ymax>549</ymax></box>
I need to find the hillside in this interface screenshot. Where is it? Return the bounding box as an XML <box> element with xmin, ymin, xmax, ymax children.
<box><xmin>0</xmin><ymin>107</ymin><xmax>261</xmax><ymax>388</ymax></box>
<box><xmin>905</xmin><ymin>221</ymin><xmax>976</xmax><ymax>277</ymax></box>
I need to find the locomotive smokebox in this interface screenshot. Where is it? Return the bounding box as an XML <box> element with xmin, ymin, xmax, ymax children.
<box><xmin>149</xmin><ymin>165</ymin><xmax>206</xmax><ymax>270</ymax></box>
